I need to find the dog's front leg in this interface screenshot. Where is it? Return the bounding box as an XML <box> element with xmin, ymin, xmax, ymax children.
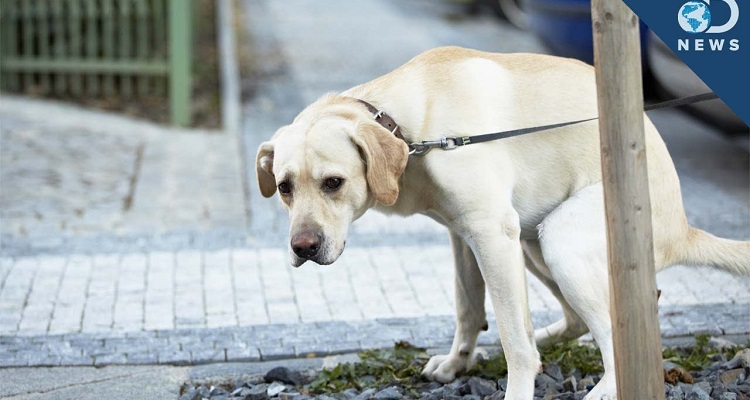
<box><xmin>422</xmin><ymin>232</ymin><xmax>487</xmax><ymax>383</ymax></box>
<box><xmin>461</xmin><ymin>210</ymin><xmax>540</xmax><ymax>399</ymax></box>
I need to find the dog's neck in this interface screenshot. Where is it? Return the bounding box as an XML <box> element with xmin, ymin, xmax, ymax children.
<box><xmin>340</xmin><ymin>86</ymin><xmax>438</xmax><ymax>217</ymax></box>
<box><xmin>355</xmin><ymin>98</ymin><xmax>408</xmax><ymax>145</ymax></box>
<box><xmin>342</xmin><ymin>85</ymin><xmax>429</xmax><ymax>145</ymax></box>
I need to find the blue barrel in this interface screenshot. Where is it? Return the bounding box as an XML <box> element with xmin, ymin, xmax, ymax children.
<box><xmin>524</xmin><ymin>0</ymin><xmax>649</xmax><ymax>65</ymax></box>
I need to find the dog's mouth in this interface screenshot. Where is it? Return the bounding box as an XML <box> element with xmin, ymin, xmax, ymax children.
<box><xmin>291</xmin><ymin>256</ymin><xmax>335</xmax><ymax>268</ymax></box>
<box><xmin>290</xmin><ymin>247</ymin><xmax>332</xmax><ymax>267</ymax></box>
<box><xmin>290</xmin><ymin>241</ymin><xmax>346</xmax><ymax>268</ymax></box>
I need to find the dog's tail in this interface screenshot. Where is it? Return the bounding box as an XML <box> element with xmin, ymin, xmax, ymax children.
<box><xmin>676</xmin><ymin>227</ymin><xmax>750</xmax><ymax>275</ymax></box>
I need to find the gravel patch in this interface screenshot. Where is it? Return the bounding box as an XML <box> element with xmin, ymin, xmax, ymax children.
<box><xmin>181</xmin><ymin>348</ymin><xmax>750</xmax><ymax>400</ymax></box>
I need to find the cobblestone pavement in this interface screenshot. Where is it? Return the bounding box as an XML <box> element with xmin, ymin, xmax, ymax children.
<box><xmin>1</xmin><ymin>96</ymin><xmax>248</xmax><ymax>256</ymax></box>
<box><xmin>1</xmin><ymin>303</ymin><xmax>748</xmax><ymax>368</ymax></box>
<box><xmin>1</xmin><ymin>247</ymin><xmax>749</xmax><ymax>366</ymax></box>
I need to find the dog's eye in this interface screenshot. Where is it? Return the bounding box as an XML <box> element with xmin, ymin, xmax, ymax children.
<box><xmin>323</xmin><ymin>177</ymin><xmax>343</xmax><ymax>192</ymax></box>
<box><xmin>278</xmin><ymin>182</ymin><xmax>292</xmax><ymax>194</ymax></box>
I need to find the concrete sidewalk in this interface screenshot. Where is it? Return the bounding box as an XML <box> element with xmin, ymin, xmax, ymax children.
<box><xmin>0</xmin><ymin>95</ymin><xmax>248</xmax><ymax>256</ymax></box>
<box><xmin>1</xmin><ymin>246</ymin><xmax>749</xmax><ymax>368</ymax></box>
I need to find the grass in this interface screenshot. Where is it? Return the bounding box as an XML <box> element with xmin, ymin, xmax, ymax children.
<box><xmin>662</xmin><ymin>334</ymin><xmax>748</xmax><ymax>371</ymax></box>
<box><xmin>307</xmin><ymin>341</ymin><xmax>430</xmax><ymax>397</ymax></box>
<box><xmin>303</xmin><ymin>336</ymin><xmax>749</xmax><ymax>395</ymax></box>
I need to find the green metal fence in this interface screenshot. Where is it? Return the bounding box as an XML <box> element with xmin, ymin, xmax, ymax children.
<box><xmin>0</xmin><ymin>0</ymin><xmax>192</xmax><ymax>126</ymax></box>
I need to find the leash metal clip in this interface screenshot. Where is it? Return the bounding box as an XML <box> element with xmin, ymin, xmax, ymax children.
<box><xmin>408</xmin><ymin>137</ymin><xmax>460</xmax><ymax>156</ymax></box>
<box><xmin>441</xmin><ymin>137</ymin><xmax>460</xmax><ymax>150</ymax></box>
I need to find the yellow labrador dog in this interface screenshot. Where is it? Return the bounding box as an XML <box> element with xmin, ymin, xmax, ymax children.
<box><xmin>256</xmin><ymin>46</ymin><xmax>750</xmax><ymax>400</ymax></box>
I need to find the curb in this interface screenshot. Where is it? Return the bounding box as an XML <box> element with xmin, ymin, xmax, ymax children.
<box><xmin>1</xmin><ymin>302</ymin><xmax>747</xmax><ymax>368</ymax></box>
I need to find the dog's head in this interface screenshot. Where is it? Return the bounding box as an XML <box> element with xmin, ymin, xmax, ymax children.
<box><xmin>256</xmin><ymin>95</ymin><xmax>409</xmax><ymax>266</ymax></box>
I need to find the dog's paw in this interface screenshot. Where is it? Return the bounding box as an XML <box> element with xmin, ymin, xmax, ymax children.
<box><xmin>583</xmin><ymin>391</ymin><xmax>617</xmax><ymax>400</ymax></box>
<box><xmin>421</xmin><ymin>354</ymin><xmax>472</xmax><ymax>383</ymax></box>
<box><xmin>583</xmin><ymin>374</ymin><xmax>617</xmax><ymax>400</ymax></box>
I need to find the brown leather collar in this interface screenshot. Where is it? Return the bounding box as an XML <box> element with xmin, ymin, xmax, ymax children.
<box><xmin>356</xmin><ymin>99</ymin><xmax>406</xmax><ymax>143</ymax></box>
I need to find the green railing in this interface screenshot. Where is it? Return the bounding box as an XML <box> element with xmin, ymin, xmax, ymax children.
<box><xmin>0</xmin><ymin>0</ymin><xmax>192</xmax><ymax>126</ymax></box>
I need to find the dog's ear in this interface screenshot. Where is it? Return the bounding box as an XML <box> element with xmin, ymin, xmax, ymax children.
<box><xmin>256</xmin><ymin>141</ymin><xmax>277</xmax><ymax>197</ymax></box>
<box><xmin>350</xmin><ymin>121</ymin><xmax>409</xmax><ymax>206</ymax></box>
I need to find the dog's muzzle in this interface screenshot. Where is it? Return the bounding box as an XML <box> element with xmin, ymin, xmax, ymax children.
<box><xmin>291</xmin><ymin>230</ymin><xmax>322</xmax><ymax>260</ymax></box>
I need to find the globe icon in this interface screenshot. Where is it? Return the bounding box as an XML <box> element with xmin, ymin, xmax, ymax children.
<box><xmin>678</xmin><ymin>1</ymin><xmax>711</xmax><ymax>33</ymax></box>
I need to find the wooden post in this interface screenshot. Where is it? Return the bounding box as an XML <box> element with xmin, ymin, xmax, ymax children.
<box><xmin>591</xmin><ymin>1</ymin><xmax>665</xmax><ymax>399</ymax></box>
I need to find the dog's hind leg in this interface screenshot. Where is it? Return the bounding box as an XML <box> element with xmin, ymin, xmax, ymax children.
<box><xmin>522</xmin><ymin>240</ymin><xmax>589</xmax><ymax>348</ymax></box>
<box><xmin>538</xmin><ymin>184</ymin><xmax>617</xmax><ymax>400</ymax></box>
<box><xmin>423</xmin><ymin>232</ymin><xmax>487</xmax><ymax>383</ymax></box>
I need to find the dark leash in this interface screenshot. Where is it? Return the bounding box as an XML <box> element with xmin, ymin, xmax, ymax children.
<box><xmin>360</xmin><ymin>92</ymin><xmax>719</xmax><ymax>156</ymax></box>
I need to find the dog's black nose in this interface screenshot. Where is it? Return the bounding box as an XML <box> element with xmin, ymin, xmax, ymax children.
<box><xmin>291</xmin><ymin>231</ymin><xmax>321</xmax><ymax>259</ymax></box>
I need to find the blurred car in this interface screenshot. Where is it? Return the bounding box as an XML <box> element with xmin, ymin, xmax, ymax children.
<box><xmin>481</xmin><ymin>0</ymin><xmax>528</xmax><ymax>29</ymax></box>
<box><xmin>519</xmin><ymin>0</ymin><xmax>746</xmax><ymax>135</ymax></box>
<box><xmin>522</xmin><ymin>0</ymin><xmax>649</xmax><ymax>65</ymax></box>
<box><xmin>647</xmin><ymin>31</ymin><xmax>748</xmax><ymax>134</ymax></box>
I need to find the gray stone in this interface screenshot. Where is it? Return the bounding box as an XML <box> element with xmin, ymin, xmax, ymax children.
<box><xmin>707</xmin><ymin>360</ymin><xmax>724</xmax><ymax>372</ymax></box>
<box><xmin>553</xmin><ymin>394</ymin><xmax>575</xmax><ymax>400</ymax></box>
<box><xmin>573</xmin><ymin>391</ymin><xmax>587</xmax><ymax>400</ymax></box>
<box><xmin>265</xmin><ymin>366</ymin><xmax>303</xmax><ymax>386</ymax></box>
<box><xmin>352</xmin><ymin>388</ymin><xmax>376</xmax><ymax>400</ymax></box>
<box><xmin>724</xmin><ymin>349</ymin><xmax>750</xmax><ymax>370</ymax></box>
<box><xmin>544</xmin><ymin>363</ymin><xmax>564</xmax><ymax>382</ymax></box>
<box><xmin>448</xmin><ymin>376</ymin><xmax>470</xmax><ymax>387</ymax></box>
<box><xmin>442</xmin><ymin>385</ymin><xmax>461</xmax><ymax>398</ymax></box>
<box><xmin>677</xmin><ymin>383</ymin><xmax>693</xmax><ymax>394</ymax></box>
<box><xmin>278</xmin><ymin>393</ymin><xmax>301</xmax><ymax>400</ymax></box>
<box><xmin>497</xmin><ymin>379</ymin><xmax>508</xmax><ymax>391</ymax></box>
<box><xmin>179</xmin><ymin>389</ymin><xmax>202</xmax><ymax>400</ymax></box>
<box><xmin>711</xmin><ymin>382</ymin><xmax>727</xmax><ymax>393</ymax></box>
<box><xmin>719</xmin><ymin>393</ymin><xmax>737</xmax><ymax>400</ymax></box>
<box><xmin>341</xmin><ymin>388</ymin><xmax>360</xmax><ymax>399</ymax></box>
<box><xmin>577</xmin><ymin>376</ymin><xmax>595</xmax><ymax>391</ymax></box>
<box><xmin>444</xmin><ymin>379</ymin><xmax>470</xmax><ymax>397</ymax></box>
<box><xmin>708</xmin><ymin>337</ymin><xmax>737</xmax><ymax>351</ymax></box>
<box><xmin>210</xmin><ymin>386</ymin><xmax>230</xmax><ymax>396</ymax></box>
<box><xmin>428</xmin><ymin>386</ymin><xmax>445</xmax><ymax>397</ymax></box>
<box><xmin>231</xmin><ymin>386</ymin><xmax>246</xmax><ymax>396</ymax></box>
<box><xmin>562</xmin><ymin>376</ymin><xmax>577</xmax><ymax>393</ymax></box>
<box><xmin>268</xmin><ymin>381</ymin><xmax>288</xmax><ymax>397</ymax></box>
<box><xmin>489</xmin><ymin>390</ymin><xmax>505</xmax><ymax>400</ymax></box>
<box><xmin>685</xmin><ymin>386</ymin><xmax>710</xmax><ymax>400</ymax></box>
<box><xmin>247</xmin><ymin>384</ymin><xmax>270</xmax><ymax>400</ymax></box>
<box><xmin>420</xmin><ymin>381</ymin><xmax>441</xmax><ymax>393</ymax></box>
<box><xmin>536</xmin><ymin>373</ymin><xmax>558</xmax><ymax>392</ymax></box>
<box><xmin>694</xmin><ymin>380</ymin><xmax>712</xmax><ymax>396</ymax></box>
<box><xmin>372</xmin><ymin>387</ymin><xmax>403</xmax><ymax>400</ymax></box>
<box><xmin>467</xmin><ymin>376</ymin><xmax>497</xmax><ymax>397</ymax></box>
<box><xmin>718</xmin><ymin>368</ymin><xmax>746</xmax><ymax>385</ymax></box>
<box><xmin>667</xmin><ymin>384</ymin><xmax>684</xmax><ymax>400</ymax></box>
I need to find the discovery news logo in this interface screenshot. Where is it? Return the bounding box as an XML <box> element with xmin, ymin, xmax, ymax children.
<box><xmin>677</xmin><ymin>0</ymin><xmax>740</xmax><ymax>51</ymax></box>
